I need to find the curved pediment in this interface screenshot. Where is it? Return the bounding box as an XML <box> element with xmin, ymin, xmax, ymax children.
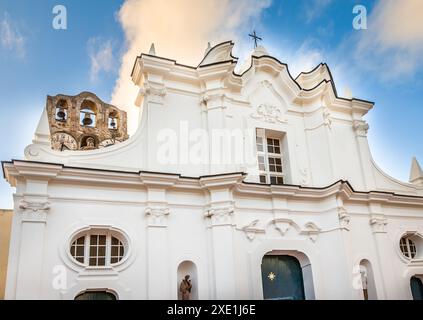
<box><xmin>198</xmin><ymin>41</ymin><xmax>238</xmax><ymax>67</ymax></box>
<box><xmin>295</xmin><ymin>63</ymin><xmax>333</xmax><ymax>90</ymax></box>
<box><xmin>130</xmin><ymin>40</ymin><xmax>374</xmax><ymax>113</ymax></box>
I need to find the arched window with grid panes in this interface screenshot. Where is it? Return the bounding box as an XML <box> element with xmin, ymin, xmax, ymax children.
<box><xmin>70</xmin><ymin>230</ymin><xmax>126</xmax><ymax>267</ymax></box>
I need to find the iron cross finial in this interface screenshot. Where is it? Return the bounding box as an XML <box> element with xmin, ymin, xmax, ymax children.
<box><xmin>248</xmin><ymin>30</ymin><xmax>262</xmax><ymax>48</ymax></box>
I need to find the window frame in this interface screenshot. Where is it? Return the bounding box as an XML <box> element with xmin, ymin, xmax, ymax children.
<box><xmin>400</xmin><ymin>237</ymin><xmax>417</xmax><ymax>259</ymax></box>
<box><xmin>70</xmin><ymin>230</ymin><xmax>126</xmax><ymax>268</ymax></box>
<box><xmin>256</xmin><ymin>131</ymin><xmax>284</xmax><ymax>185</ymax></box>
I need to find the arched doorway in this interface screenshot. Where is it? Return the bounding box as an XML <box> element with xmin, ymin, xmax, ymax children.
<box><xmin>75</xmin><ymin>290</ymin><xmax>117</xmax><ymax>300</ymax></box>
<box><xmin>261</xmin><ymin>255</ymin><xmax>305</xmax><ymax>300</ymax></box>
<box><xmin>359</xmin><ymin>259</ymin><xmax>377</xmax><ymax>300</ymax></box>
<box><xmin>410</xmin><ymin>276</ymin><xmax>423</xmax><ymax>300</ymax></box>
<box><xmin>177</xmin><ymin>261</ymin><xmax>198</xmax><ymax>300</ymax></box>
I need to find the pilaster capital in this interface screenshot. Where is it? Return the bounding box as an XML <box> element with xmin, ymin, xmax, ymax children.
<box><xmin>19</xmin><ymin>199</ymin><xmax>50</xmax><ymax>223</ymax></box>
<box><xmin>137</xmin><ymin>82</ymin><xmax>167</xmax><ymax>105</ymax></box>
<box><xmin>370</xmin><ymin>216</ymin><xmax>388</xmax><ymax>234</ymax></box>
<box><xmin>145</xmin><ymin>206</ymin><xmax>170</xmax><ymax>227</ymax></box>
<box><xmin>338</xmin><ymin>207</ymin><xmax>351</xmax><ymax>231</ymax></box>
<box><xmin>204</xmin><ymin>205</ymin><xmax>234</xmax><ymax>226</ymax></box>
<box><xmin>353</xmin><ymin>120</ymin><xmax>369</xmax><ymax>137</ymax></box>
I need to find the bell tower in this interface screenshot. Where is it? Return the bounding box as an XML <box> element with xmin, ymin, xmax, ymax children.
<box><xmin>46</xmin><ymin>91</ymin><xmax>129</xmax><ymax>151</ymax></box>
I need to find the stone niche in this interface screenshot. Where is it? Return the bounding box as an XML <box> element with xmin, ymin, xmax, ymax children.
<box><xmin>46</xmin><ymin>91</ymin><xmax>129</xmax><ymax>151</ymax></box>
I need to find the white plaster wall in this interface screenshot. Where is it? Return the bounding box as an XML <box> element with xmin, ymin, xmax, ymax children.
<box><xmin>5</xmin><ymin>175</ymin><xmax>423</xmax><ymax>300</ymax></box>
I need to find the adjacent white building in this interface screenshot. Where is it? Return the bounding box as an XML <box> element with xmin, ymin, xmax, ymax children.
<box><xmin>3</xmin><ymin>41</ymin><xmax>423</xmax><ymax>300</ymax></box>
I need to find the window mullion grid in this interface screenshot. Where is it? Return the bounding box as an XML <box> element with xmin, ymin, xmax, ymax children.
<box><xmin>84</xmin><ymin>234</ymin><xmax>90</xmax><ymax>266</ymax></box>
<box><xmin>106</xmin><ymin>233</ymin><xmax>111</xmax><ymax>266</ymax></box>
<box><xmin>263</xmin><ymin>138</ymin><xmax>270</xmax><ymax>183</ymax></box>
<box><xmin>268</xmin><ymin>152</ymin><xmax>283</xmax><ymax>176</ymax></box>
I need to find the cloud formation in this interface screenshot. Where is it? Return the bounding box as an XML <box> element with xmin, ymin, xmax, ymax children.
<box><xmin>304</xmin><ymin>0</ymin><xmax>332</xmax><ymax>23</ymax></box>
<box><xmin>111</xmin><ymin>0</ymin><xmax>271</xmax><ymax>133</ymax></box>
<box><xmin>355</xmin><ymin>0</ymin><xmax>423</xmax><ymax>79</ymax></box>
<box><xmin>0</xmin><ymin>13</ymin><xmax>25</xmax><ymax>58</ymax></box>
<box><xmin>286</xmin><ymin>40</ymin><xmax>324</xmax><ymax>77</ymax></box>
<box><xmin>88</xmin><ymin>38</ymin><xmax>115</xmax><ymax>82</ymax></box>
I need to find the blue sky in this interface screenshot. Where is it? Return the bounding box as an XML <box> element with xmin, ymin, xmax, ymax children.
<box><xmin>0</xmin><ymin>0</ymin><xmax>422</xmax><ymax>208</ymax></box>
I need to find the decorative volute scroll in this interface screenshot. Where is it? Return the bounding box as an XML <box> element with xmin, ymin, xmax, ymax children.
<box><xmin>19</xmin><ymin>199</ymin><xmax>50</xmax><ymax>223</ymax></box>
<box><xmin>241</xmin><ymin>219</ymin><xmax>265</xmax><ymax>241</ymax></box>
<box><xmin>198</xmin><ymin>41</ymin><xmax>237</xmax><ymax>67</ymax></box>
<box><xmin>145</xmin><ymin>206</ymin><xmax>170</xmax><ymax>227</ymax></box>
<box><xmin>302</xmin><ymin>222</ymin><xmax>321</xmax><ymax>242</ymax></box>
<box><xmin>204</xmin><ymin>205</ymin><xmax>234</xmax><ymax>226</ymax></box>
<box><xmin>353</xmin><ymin>120</ymin><xmax>369</xmax><ymax>137</ymax></box>
<box><xmin>322</xmin><ymin>107</ymin><xmax>332</xmax><ymax>129</ymax></box>
<box><xmin>269</xmin><ymin>218</ymin><xmax>321</xmax><ymax>242</ymax></box>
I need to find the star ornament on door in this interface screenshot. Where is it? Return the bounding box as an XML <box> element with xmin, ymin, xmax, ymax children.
<box><xmin>268</xmin><ymin>272</ymin><xmax>276</xmax><ymax>281</ymax></box>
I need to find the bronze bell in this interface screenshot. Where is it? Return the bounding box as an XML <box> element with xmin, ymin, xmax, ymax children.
<box><xmin>82</xmin><ymin>112</ymin><xmax>93</xmax><ymax>126</ymax></box>
<box><xmin>57</xmin><ymin>108</ymin><xmax>66</xmax><ymax>121</ymax></box>
<box><xmin>110</xmin><ymin>117</ymin><xmax>116</xmax><ymax>129</ymax></box>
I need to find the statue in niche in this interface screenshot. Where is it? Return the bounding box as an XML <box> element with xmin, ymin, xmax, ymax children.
<box><xmin>179</xmin><ymin>275</ymin><xmax>192</xmax><ymax>300</ymax></box>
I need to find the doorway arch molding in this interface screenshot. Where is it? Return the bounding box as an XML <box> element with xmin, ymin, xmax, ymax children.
<box><xmin>248</xmin><ymin>238</ymin><xmax>322</xmax><ymax>299</ymax></box>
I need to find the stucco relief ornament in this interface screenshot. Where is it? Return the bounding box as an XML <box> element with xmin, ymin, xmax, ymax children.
<box><xmin>200</xmin><ymin>93</ymin><xmax>210</xmax><ymax>105</ymax></box>
<box><xmin>19</xmin><ymin>200</ymin><xmax>50</xmax><ymax>222</ymax></box>
<box><xmin>353</xmin><ymin>120</ymin><xmax>369</xmax><ymax>137</ymax></box>
<box><xmin>369</xmin><ymin>217</ymin><xmax>388</xmax><ymax>233</ymax></box>
<box><xmin>300</xmin><ymin>168</ymin><xmax>309</xmax><ymax>185</ymax></box>
<box><xmin>139</xmin><ymin>82</ymin><xmax>166</xmax><ymax>104</ymax></box>
<box><xmin>303</xmin><ymin>222</ymin><xmax>321</xmax><ymax>242</ymax></box>
<box><xmin>24</xmin><ymin>145</ymin><xmax>41</xmax><ymax>158</ymax></box>
<box><xmin>273</xmin><ymin>218</ymin><xmax>295</xmax><ymax>236</ymax></box>
<box><xmin>241</xmin><ymin>219</ymin><xmax>265</xmax><ymax>241</ymax></box>
<box><xmin>323</xmin><ymin>107</ymin><xmax>332</xmax><ymax>129</ymax></box>
<box><xmin>338</xmin><ymin>207</ymin><xmax>351</xmax><ymax>230</ymax></box>
<box><xmin>145</xmin><ymin>206</ymin><xmax>170</xmax><ymax>226</ymax></box>
<box><xmin>204</xmin><ymin>205</ymin><xmax>234</xmax><ymax>226</ymax></box>
<box><xmin>19</xmin><ymin>200</ymin><xmax>50</xmax><ymax>212</ymax></box>
<box><xmin>250</xmin><ymin>103</ymin><xmax>287</xmax><ymax>124</ymax></box>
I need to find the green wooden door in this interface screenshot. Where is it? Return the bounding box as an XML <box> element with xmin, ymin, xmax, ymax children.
<box><xmin>261</xmin><ymin>255</ymin><xmax>305</xmax><ymax>300</ymax></box>
<box><xmin>75</xmin><ymin>291</ymin><xmax>117</xmax><ymax>300</ymax></box>
<box><xmin>410</xmin><ymin>276</ymin><xmax>423</xmax><ymax>300</ymax></box>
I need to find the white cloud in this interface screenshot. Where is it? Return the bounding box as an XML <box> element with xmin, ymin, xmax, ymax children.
<box><xmin>111</xmin><ymin>0</ymin><xmax>272</xmax><ymax>133</ymax></box>
<box><xmin>0</xmin><ymin>13</ymin><xmax>25</xmax><ymax>58</ymax></box>
<box><xmin>304</xmin><ymin>0</ymin><xmax>332</xmax><ymax>23</ymax></box>
<box><xmin>286</xmin><ymin>41</ymin><xmax>324</xmax><ymax>77</ymax></box>
<box><xmin>88</xmin><ymin>38</ymin><xmax>115</xmax><ymax>82</ymax></box>
<box><xmin>355</xmin><ymin>0</ymin><xmax>423</xmax><ymax>80</ymax></box>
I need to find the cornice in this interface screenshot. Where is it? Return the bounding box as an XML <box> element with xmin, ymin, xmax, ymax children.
<box><xmin>199</xmin><ymin>172</ymin><xmax>246</xmax><ymax>189</ymax></box>
<box><xmin>3</xmin><ymin>160</ymin><xmax>423</xmax><ymax>207</ymax></box>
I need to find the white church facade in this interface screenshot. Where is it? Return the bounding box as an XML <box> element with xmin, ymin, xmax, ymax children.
<box><xmin>3</xmin><ymin>41</ymin><xmax>423</xmax><ymax>300</ymax></box>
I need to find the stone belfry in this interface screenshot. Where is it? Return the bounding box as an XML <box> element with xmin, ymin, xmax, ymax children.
<box><xmin>46</xmin><ymin>91</ymin><xmax>129</xmax><ymax>151</ymax></box>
